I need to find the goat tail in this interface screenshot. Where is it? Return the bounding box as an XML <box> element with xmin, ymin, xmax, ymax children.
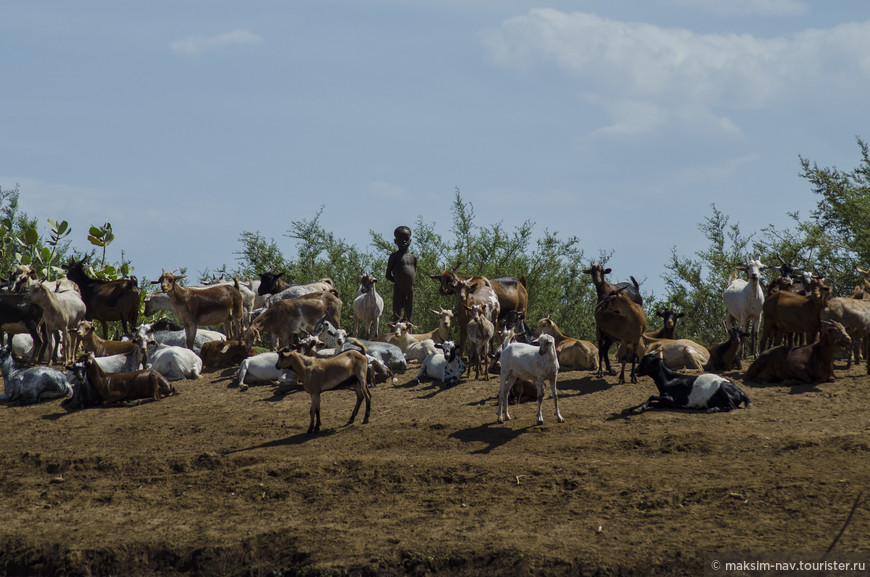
<box><xmin>630</xmin><ymin>276</ymin><xmax>640</xmax><ymax>292</ymax></box>
<box><xmin>347</xmin><ymin>337</ymin><xmax>368</xmax><ymax>355</ymax></box>
<box><xmin>519</xmin><ymin>275</ymin><xmax>528</xmax><ymax>287</ymax></box>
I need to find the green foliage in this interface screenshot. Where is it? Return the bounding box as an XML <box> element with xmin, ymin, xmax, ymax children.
<box><xmin>661</xmin><ymin>205</ymin><xmax>762</xmax><ymax>344</ymax></box>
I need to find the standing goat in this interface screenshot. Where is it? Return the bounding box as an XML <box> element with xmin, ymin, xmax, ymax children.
<box><xmin>496</xmin><ymin>334</ymin><xmax>563</xmax><ymax>425</ymax></box>
<box><xmin>153</xmin><ymin>270</ymin><xmax>243</xmax><ymax>351</ymax></box>
<box><xmin>63</xmin><ymin>257</ymin><xmax>140</xmax><ymax>338</ymax></box>
<box><xmin>593</xmin><ymin>287</ymin><xmax>646</xmax><ymax>383</ymax></box>
<box><xmin>352</xmin><ymin>274</ymin><xmax>384</xmax><ymax>338</ymax></box>
<box><xmin>25</xmin><ymin>280</ymin><xmax>86</xmax><ymax>365</ymax></box>
<box><xmin>275</xmin><ymin>348</ymin><xmax>371</xmax><ymax>436</ymax></box>
<box><xmin>722</xmin><ymin>258</ymin><xmax>769</xmax><ymax>357</ymax></box>
<box><xmin>465</xmin><ymin>303</ymin><xmax>495</xmax><ymax>380</ymax></box>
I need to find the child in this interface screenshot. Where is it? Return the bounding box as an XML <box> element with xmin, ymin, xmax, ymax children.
<box><xmin>385</xmin><ymin>225</ymin><xmax>417</xmax><ymax>323</ymax></box>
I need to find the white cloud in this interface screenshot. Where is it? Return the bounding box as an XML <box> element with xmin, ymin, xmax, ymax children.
<box><xmin>667</xmin><ymin>0</ymin><xmax>808</xmax><ymax>17</ymax></box>
<box><xmin>369</xmin><ymin>181</ymin><xmax>410</xmax><ymax>201</ymax></box>
<box><xmin>170</xmin><ymin>29</ymin><xmax>263</xmax><ymax>58</ymax></box>
<box><xmin>481</xmin><ymin>10</ymin><xmax>870</xmax><ymax>137</ymax></box>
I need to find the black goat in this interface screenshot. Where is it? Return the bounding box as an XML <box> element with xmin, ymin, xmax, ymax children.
<box><xmin>623</xmin><ymin>352</ymin><xmax>751</xmax><ymax>414</ymax></box>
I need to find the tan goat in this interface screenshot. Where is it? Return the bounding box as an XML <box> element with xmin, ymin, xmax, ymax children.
<box><xmin>274</xmin><ymin>348</ymin><xmax>371</xmax><ymax>435</ymax></box>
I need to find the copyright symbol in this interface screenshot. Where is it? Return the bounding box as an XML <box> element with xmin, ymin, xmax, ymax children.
<box><xmin>711</xmin><ymin>560</ymin><xmax>721</xmax><ymax>570</ymax></box>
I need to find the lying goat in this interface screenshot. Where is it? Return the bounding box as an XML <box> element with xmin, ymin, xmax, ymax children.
<box><xmin>411</xmin><ymin>340</ymin><xmax>466</xmax><ymax>387</ymax></box>
<box><xmin>745</xmin><ymin>320</ymin><xmax>851</xmax><ymax>384</ymax></box>
<box><xmin>0</xmin><ymin>346</ymin><xmax>73</xmax><ymax>405</ymax></box>
<box><xmin>81</xmin><ymin>352</ymin><xmax>176</xmax><ymax>404</ymax></box>
<box><xmin>623</xmin><ymin>351</ymin><xmax>751</xmax><ymax>414</ymax></box>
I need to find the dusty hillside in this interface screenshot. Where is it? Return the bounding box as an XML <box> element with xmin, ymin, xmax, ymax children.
<box><xmin>0</xmin><ymin>357</ymin><xmax>868</xmax><ymax>576</ymax></box>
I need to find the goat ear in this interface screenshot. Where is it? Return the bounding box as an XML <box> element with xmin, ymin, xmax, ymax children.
<box><xmin>603</xmin><ymin>268</ymin><xmax>612</xmax><ymax>274</ymax></box>
<box><xmin>429</xmin><ymin>274</ymin><xmax>442</xmax><ymax>281</ymax></box>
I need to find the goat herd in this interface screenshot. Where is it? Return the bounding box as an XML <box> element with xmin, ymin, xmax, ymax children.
<box><xmin>0</xmin><ymin>255</ymin><xmax>864</xmax><ymax>435</ymax></box>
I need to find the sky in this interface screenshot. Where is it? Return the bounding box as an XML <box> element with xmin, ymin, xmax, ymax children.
<box><xmin>2</xmin><ymin>0</ymin><xmax>870</xmax><ymax>298</ymax></box>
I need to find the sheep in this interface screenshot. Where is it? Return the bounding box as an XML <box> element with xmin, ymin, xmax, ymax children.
<box><xmin>62</xmin><ymin>257</ymin><xmax>140</xmax><ymax>339</ymax></box>
<box><xmin>352</xmin><ymin>274</ymin><xmax>384</xmax><ymax>338</ymax></box>
<box><xmin>496</xmin><ymin>334</ymin><xmax>563</xmax><ymax>425</ymax></box>
<box><xmin>80</xmin><ymin>352</ymin><xmax>176</xmax><ymax>404</ymax></box>
<box><xmin>465</xmin><ymin>303</ymin><xmax>495</xmax><ymax>380</ymax></box>
<box><xmin>152</xmin><ymin>270</ymin><xmax>243</xmax><ymax>350</ymax></box>
<box><xmin>534</xmin><ymin>317</ymin><xmax>598</xmax><ymax>370</ymax></box>
<box><xmin>0</xmin><ymin>346</ymin><xmax>73</xmax><ymax>405</ymax></box>
<box><xmin>622</xmin><ymin>351</ymin><xmax>751</xmax><ymax>414</ymax></box>
<box><xmin>144</xmin><ymin>339</ymin><xmax>203</xmax><ymax>381</ymax></box>
<box><xmin>411</xmin><ymin>340</ymin><xmax>466</xmax><ymax>387</ymax></box>
<box><xmin>593</xmin><ymin>287</ymin><xmax>646</xmax><ymax>383</ymax></box>
<box><xmin>76</xmin><ymin>319</ymin><xmax>139</xmax><ymax>357</ymax></box>
<box><xmin>722</xmin><ymin>258</ymin><xmax>769</xmax><ymax>357</ymax></box>
<box><xmin>745</xmin><ymin>320</ymin><xmax>852</xmax><ymax>384</ymax></box>
<box><xmin>704</xmin><ymin>327</ymin><xmax>748</xmax><ymax>372</ymax></box>
<box><xmin>24</xmin><ymin>280</ymin><xmax>87</xmax><ymax>365</ymax></box>
<box><xmin>275</xmin><ymin>347</ymin><xmax>371</xmax><ymax>435</ymax></box>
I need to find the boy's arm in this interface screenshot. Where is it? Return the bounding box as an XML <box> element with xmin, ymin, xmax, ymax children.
<box><xmin>385</xmin><ymin>252</ymin><xmax>397</xmax><ymax>282</ymax></box>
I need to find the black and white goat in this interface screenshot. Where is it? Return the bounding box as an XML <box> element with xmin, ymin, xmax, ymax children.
<box><xmin>623</xmin><ymin>351</ymin><xmax>751</xmax><ymax>414</ymax></box>
<box><xmin>411</xmin><ymin>340</ymin><xmax>466</xmax><ymax>387</ymax></box>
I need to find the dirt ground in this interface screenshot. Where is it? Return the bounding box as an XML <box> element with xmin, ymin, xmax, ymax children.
<box><xmin>0</xmin><ymin>353</ymin><xmax>868</xmax><ymax>577</ymax></box>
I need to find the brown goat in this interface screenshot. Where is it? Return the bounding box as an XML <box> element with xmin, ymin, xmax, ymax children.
<box><xmin>83</xmin><ymin>352</ymin><xmax>176</xmax><ymax>404</ymax></box>
<box><xmin>759</xmin><ymin>277</ymin><xmax>830</xmax><ymax>351</ymax></box>
<box><xmin>820</xmin><ymin>297</ymin><xmax>870</xmax><ymax>373</ymax></box>
<box><xmin>275</xmin><ymin>348</ymin><xmax>370</xmax><ymax>435</ymax></box>
<box><xmin>199</xmin><ymin>339</ymin><xmax>254</xmax><ymax>371</ymax></box>
<box><xmin>593</xmin><ymin>288</ymin><xmax>646</xmax><ymax>383</ymax></box>
<box><xmin>704</xmin><ymin>327</ymin><xmax>748</xmax><ymax>372</ymax></box>
<box><xmin>247</xmin><ymin>291</ymin><xmax>342</xmax><ymax>350</ymax></box>
<box><xmin>534</xmin><ymin>317</ymin><xmax>598</xmax><ymax>370</ymax></box>
<box><xmin>63</xmin><ymin>257</ymin><xmax>140</xmax><ymax>339</ymax></box>
<box><xmin>76</xmin><ymin>320</ymin><xmax>138</xmax><ymax>357</ymax></box>
<box><xmin>430</xmin><ymin>267</ymin><xmax>526</xmax><ymax>337</ymax></box>
<box><xmin>153</xmin><ymin>270</ymin><xmax>244</xmax><ymax>350</ymax></box>
<box><xmin>745</xmin><ymin>321</ymin><xmax>851</xmax><ymax>384</ymax></box>
<box><xmin>437</xmin><ymin>276</ymin><xmax>500</xmax><ymax>356</ymax></box>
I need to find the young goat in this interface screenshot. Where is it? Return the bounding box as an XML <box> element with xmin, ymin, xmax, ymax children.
<box><xmin>623</xmin><ymin>351</ymin><xmax>751</xmax><ymax>414</ymax></box>
<box><xmin>496</xmin><ymin>334</ymin><xmax>563</xmax><ymax>425</ymax></box>
<box><xmin>274</xmin><ymin>347</ymin><xmax>371</xmax><ymax>435</ymax></box>
<box><xmin>465</xmin><ymin>303</ymin><xmax>495</xmax><ymax>380</ymax></box>
<box><xmin>704</xmin><ymin>327</ymin><xmax>748</xmax><ymax>372</ymax></box>
<box><xmin>352</xmin><ymin>274</ymin><xmax>384</xmax><ymax>338</ymax></box>
<box><xmin>77</xmin><ymin>320</ymin><xmax>139</xmax><ymax>357</ymax></box>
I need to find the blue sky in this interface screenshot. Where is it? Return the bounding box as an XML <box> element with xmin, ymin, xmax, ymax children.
<box><xmin>2</xmin><ymin>1</ymin><xmax>869</xmax><ymax>297</ymax></box>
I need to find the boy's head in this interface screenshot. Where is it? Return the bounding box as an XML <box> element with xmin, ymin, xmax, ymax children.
<box><xmin>394</xmin><ymin>226</ymin><xmax>412</xmax><ymax>249</ymax></box>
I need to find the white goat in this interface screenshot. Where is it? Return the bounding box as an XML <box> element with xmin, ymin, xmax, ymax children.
<box><xmin>25</xmin><ymin>280</ymin><xmax>87</xmax><ymax>365</ymax></box>
<box><xmin>137</xmin><ymin>322</ymin><xmax>225</xmax><ymax>355</ymax></box>
<box><xmin>144</xmin><ymin>339</ymin><xmax>203</xmax><ymax>381</ymax></box>
<box><xmin>723</xmin><ymin>258</ymin><xmax>769</xmax><ymax>357</ymax></box>
<box><xmin>262</xmin><ymin>279</ymin><xmax>337</xmax><ymax>308</ymax></box>
<box><xmin>0</xmin><ymin>347</ymin><xmax>73</xmax><ymax>404</ymax></box>
<box><xmin>352</xmin><ymin>274</ymin><xmax>384</xmax><ymax>338</ymax></box>
<box><xmin>237</xmin><ymin>352</ymin><xmax>297</xmax><ymax>391</ymax></box>
<box><xmin>497</xmin><ymin>334</ymin><xmax>563</xmax><ymax>425</ymax></box>
<box><xmin>385</xmin><ymin>321</ymin><xmax>437</xmax><ymax>364</ymax></box>
<box><xmin>94</xmin><ymin>339</ymin><xmax>147</xmax><ymax>373</ymax></box>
